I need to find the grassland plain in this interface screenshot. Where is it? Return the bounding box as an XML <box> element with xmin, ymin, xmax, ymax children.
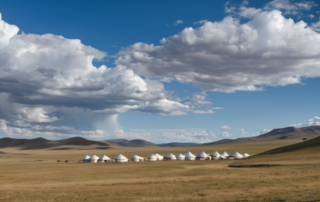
<box><xmin>1</xmin><ymin>139</ymin><xmax>319</xmax><ymax>202</ymax></box>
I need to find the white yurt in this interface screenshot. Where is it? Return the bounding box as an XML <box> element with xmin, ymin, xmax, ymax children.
<box><xmin>165</xmin><ymin>153</ymin><xmax>176</xmax><ymax>160</ymax></box>
<box><xmin>147</xmin><ymin>154</ymin><xmax>158</xmax><ymax>161</ymax></box>
<box><xmin>99</xmin><ymin>155</ymin><xmax>111</xmax><ymax>163</ymax></box>
<box><xmin>83</xmin><ymin>155</ymin><xmax>91</xmax><ymax>163</ymax></box>
<box><xmin>90</xmin><ymin>155</ymin><xmax>99</xmax><ymax>163</ymax></box>
<box><xmin>114</xmin><ymin>154</ymin><xmax>129</xmax><ymax>163</ymax></box>
<box><xmin>222</xmin><ymin>151</ymin><xmax>229</xmax><ymax>157</ymax></box>
<box><xmin>196</xmin><ymin>151</ymin><xmax>209</xmax><ymax>160</ymax></box>
<box><xmin>185</xmin><ymin>151</ymin><xmax>196</xmax><ymax>160</ymax></box>
<box><xmin>176</xmin><ymin>153</ymin><xmax>185</xmax><ymax>160</ymax></box>
<box><xmin>243</xmin><ymin>153</ymin><xmax>250</xmax><ymax>158</ymax></box>
<box><xmin>219</xmin><ymin>155</ymin><xmax>226</xmax><ymax>159</ymax></box>
<box><xmin>154</xmin><ymin>153</ymin><xmax>164</xmax><ymax>161</ymax></box>
<box><xmin>229</xmin><ymin>151</ymin><xmax>243</xmax><ymax>159</ymax></box>
<box><xmin>131</xmin><ymin>155</ymin><xmax>144</xmax><ymax>162</ymax></box>
<box><xmin>209</xmin><ymin>151</ymin><xmax>221</xmax><ymax>160</ymax></box>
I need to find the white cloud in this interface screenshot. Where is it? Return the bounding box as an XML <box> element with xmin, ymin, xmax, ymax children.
<box><xmin>0</xmin><ymin>13</ymin><xmax>202</xmax><ymax>138</ymax></box>
<box><xmin>184</xmin><ymin>93</ymin><xmax>212</xmax><ymax>106</ymax></box>
<box><xmin>174</xmin><ymin>20</ymin><xmax>183</xmax><ymax>26</ymax></box>
<box><xmin>0</xmin><ymin>119</ymin><xmax>7</xmax><ymax>133</ymax></box>
<box><xmin>117</xmin><ymin>9</ymin><xmax>320</xmax><ymax>92</ymax></box>
<box><xmin>311</xmin><ymin>20</ymin><xmax>320</xmax><ymax>32</ymax></box>
<box><xmin>264</xmin><ymin>0</ymin><xmax>317</xmax><ymax>16</ymax></box>
<box><xmin>109</xmin><ymin>128</ymin><xmax>218</xmax><ymax>143</ymax></box>
<box><xmin>221</xmin><ymin>125</ymin><xmax>232</xmax><ymax>130</ymax></box>
<box><xmin>192</xmin><ymin>109</ymin><xmax>215</xmax><ymax>114</ymax></box>
<box><xmin>221</xmin><ymin>131</ymin><xmax>230</xmax><ymax>138</ymax></box>
<box><xmin>291</xmin><ymin>116</ymin><xmax>320</xmax><ymax>127</ymax></box>
<box><xmin>239</xmin><ymin>128</ymin><xmax>248</xmax><ymax>134</ymax></box>
<box><xmin>251</xmin><ymin>128</ymin><xmax>272</xmax><ymax>136</ymax></box>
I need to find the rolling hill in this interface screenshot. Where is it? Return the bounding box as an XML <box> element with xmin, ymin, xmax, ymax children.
<box><xmin>105</xmin><ymin>139</ymin><xmax>157</xmax><ymax>147</ymax></box>
<box><xmin>105</xmin><ymin>139</ymin><xmax>200</xmax><ymax>147</ymax></box>
<box><xmin>0</xmin><ymin>137</ymin><xmax>110</xmax><ymax>150</ymax></box>
<box><xmin>257</xmin><ymin>135</ymin><xmax>320</xmax><ymax>155</ymax></box>
<box><xmin>203</xmin><ymin>125</ymin><xmax>320</xmax><ymax>146</ymax></box>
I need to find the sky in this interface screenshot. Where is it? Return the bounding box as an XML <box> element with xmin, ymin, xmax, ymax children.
<box><xmin>0</xmin><ymin>0</ymin><xmax>319</xmax><ymax>143</ymax></box>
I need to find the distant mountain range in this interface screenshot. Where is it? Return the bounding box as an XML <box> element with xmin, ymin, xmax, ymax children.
<box><xmin>0</xmin><ymin>125</ymin><xmax>319</xmax><ymax>149</ymax></box>
<box><xmin>202</xmin><ymin>126</ymin><xmax>320</xmax><ymax>146</ymax></box>
<box><xmin>104</xmin><ymin>139</ymin><xmax>199</xmax><ymax>147</ymax></box>
<box><xmin>0</xmin><ymin>137</ymin><xmax>110</xmax><ymax>150</ymax></box>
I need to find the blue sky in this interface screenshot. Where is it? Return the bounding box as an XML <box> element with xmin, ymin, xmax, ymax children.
<box><xmin>0</xmin><ymin>0</ymin><xmax>319</xmax><ymax>143</ymax></box>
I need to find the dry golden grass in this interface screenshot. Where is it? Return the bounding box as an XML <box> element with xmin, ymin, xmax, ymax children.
<box><xmin>1</xmin><ymin>139</ymin><xmax>319</xmax><ymax>202</ymax></box>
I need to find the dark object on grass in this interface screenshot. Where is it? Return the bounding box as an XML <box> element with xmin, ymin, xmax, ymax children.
<box><xmin>57</xmin><ymin>160</ymin><xmax>61</xmax><ymax>162</ymax></box>
<box><xmin>303</xmin><ymin>138</ymin><xmax>307</xmax><ymax>140</ymax></box>
<box><xmin>65</xmin><ymin>160</ymin><xmax>68</xmax><ymax>163</ymax></box>
<box><xmin>229</xmin><ymin>164</ymin><xmax>280</xmax><ymax>168</ymax></box>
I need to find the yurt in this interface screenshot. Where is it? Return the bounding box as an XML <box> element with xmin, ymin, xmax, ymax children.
<box><xmin>99</xmin><ymin>155</ymin><xmax>111</xmax><ymax>163</ymax></box>
<box><xmin>165</xmin><ymin>153</ymin><xmax>176</xmax><ymax>160</ymax></box>
<box><xmin>209</xmin><ymin>151</ymin><xmax>221</xmax><ymax>160</ymax></box>
<box><xmin>114</xmin><ymin>154</ymin><xmax>129</xmax><ymax>163</ymax></box>
<box><xmin>131</xmin><ymin>155</ymin><xmax>144</xmax><ymax>162</ymax></box>
<box><xmin>90</xmin><ymin>155</ymin><xmax>99</xmax><ymax>163</ymax></box>
<box><xmin>228</xmin><ymin>151</ymin><xmax>243</xmax><ymax>159</ymax></box>
<box><xmin>147</xmin><ymin>154</ymin><xmax>158</xmax><ymax>161</ymax></box>
<box><xmin>222</xmin><ymin>151</ymin><xmax>229</xmax><ymax>157</ymax></box>
<box><xmin>219</xmin><ymin>155</ymin><xmax>226</xmax><ymax>159</ymax></box>
<box><xmin>185</xmin><ymin>151</ymin><xmax>196</xmax><ymax>160</ymax></box>
<box><xmin>176</xmin><ymin>153</ymin><xmax>185</xmax><ymax>160</ymax></box>
<box><xmin>196</xmin><ymin>151</ymin><xmax>209</xmax><ymax>160</ymax></box>
<box><xmin>83</xmin><ymin>155</ymin><xmax>91</xmax><ymax>163</ymax></box>
<box><xmin>154</xmin><ymin>153</ymin><xmax>164</xmax><ymax>161</ymax></box>
<box><xmin>243</xmin><ymin>153</ymin><xmax>250</xmax><ymax>158</ymax></box>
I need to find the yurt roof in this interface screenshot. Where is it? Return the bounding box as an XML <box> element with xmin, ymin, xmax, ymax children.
<box><xmin>91</xmin><ymin>155</ymin><xmax>99</xmax><ymax>160</ymax></box>
<box><xmin>148</xmin><ymin>154</ymin><xmax>157</xmax><ymax>159</ymax></box>
<box><xmin>154</xmin><ymin>153</ymin><xmax>163</xmax><ymax>157</ymax></box>
<box><xmin>166</xmin><ymin>153</ymin><xmax>176</xmax><ymax>158</ymax></box>
<box><xmin>99</xmin><ymin>155</ymin><xmax>110</xmax><ymax>160</ymax></box>
<box><xmin>196</xmin><ymin>151</ymin><xmax>208</xmax><ymax>158</ymax></box>
<box><xmin>83</xmin><ymin>155</ymin><xmax>91</xmax><ymax>160</ymax></box>
<box><xmin>222</xmin><ymin>151</ymin><xmax>229</xmax><ymax>156</ymax></box>
<box><xmin>131</xmin><ymin>155</ymin><xmax>143</xmax><ymax>159</ymax></box>
<box><xmin>185</xmin><ymin>151</ymin><xmax>196</xmax><ymax>158</ymax></box>
<box><xmin>115</xmin><ymin>154</ymin><xmax>128</xmax><ymax>160</ymax></box>
<box><xmin>210</xmin><ymin>151</ymin><xmax>220</xmax><ymax>157</ymax></box>
<box><xmin>244</xmin><ymin>153</ymin><xmax>250</xmax><ymax>157</ymax></box>
<box><xmin>229</xmin><ymin>151</ymin><xmax>242</xmax><ymax>157</ymax></box>
<box><xmin>176</xmin><ymin>153</ymin><xmax>185</xmax><ymax>158</ymax></box>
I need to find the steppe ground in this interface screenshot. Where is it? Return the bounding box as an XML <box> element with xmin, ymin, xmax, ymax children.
<box><xmin>1</xmin><ymin>139</ymin><xmax>320</xmax><ymax>202</ymax></box>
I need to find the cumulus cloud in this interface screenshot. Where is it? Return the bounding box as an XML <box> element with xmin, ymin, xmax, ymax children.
<box><xmin>291</xmin><ymin>116</ymin><xmax>320</xmax><ymax>127</ymax></box>
<box><xmin>221</xmin><ymin>125</ymin><xmax>232</xmax><ymax>130</ymax></box>
<box><xmin>117</xmin><ymin>3</ymin><xmax>320</xmax><ymax>93</ymax></box>
<box><xmin>0</xmin><ymin>13</ymin><xmax>199</xmax><ymax>138</ymax></box>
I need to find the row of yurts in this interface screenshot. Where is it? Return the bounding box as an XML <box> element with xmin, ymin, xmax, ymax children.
<box><xmin>83</xmin><ymin>151</ymin><xmax>250</xmax><ymax>163</ymax></box>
